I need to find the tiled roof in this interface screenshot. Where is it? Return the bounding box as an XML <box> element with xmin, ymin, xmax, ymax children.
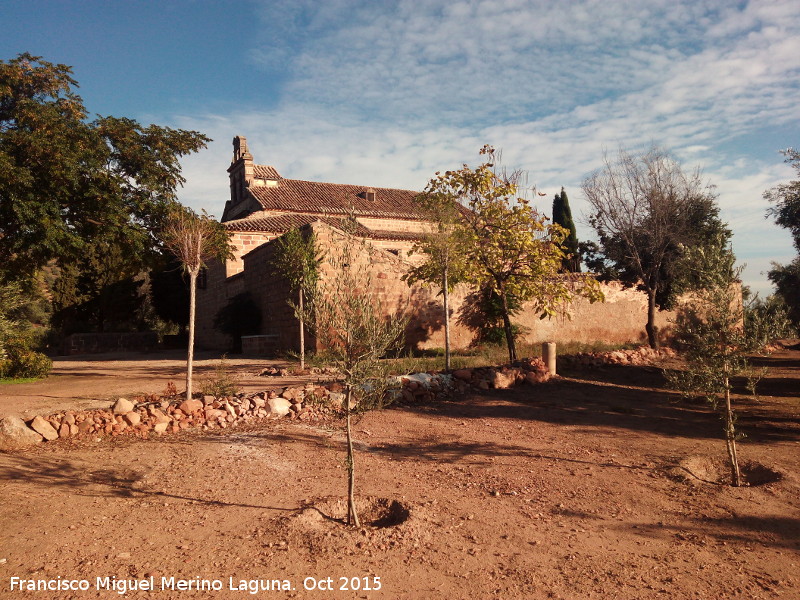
<box><xmin>253</xmin><ymin>165</ymin><xmax>281</xmax><ymax>179</ymax></box>
<box><xmin>247</xmin><ymin>176</ymin><xmax>423</xmax><ymax>219</ymax></box>
<box><xmin>223</xmin><ymin>214</ymin><xmax>423</xmax><ymax>242</ymax></box>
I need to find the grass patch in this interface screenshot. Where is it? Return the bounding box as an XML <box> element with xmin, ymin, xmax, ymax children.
<box><xmin>0</xmin><ymin>377</ymin><xmax>42</xmax><ymax>384</ymax></box>
<box><xmin>303</xmin><ymin>340</ymin><xmax>642</xmax><ymax>376</ymax></box>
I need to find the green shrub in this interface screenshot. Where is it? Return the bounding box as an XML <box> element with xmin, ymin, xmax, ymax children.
<box><xmin>198</xmin><ymin>355</ymin><xmax>240</xmax><ymax>398</ymax></box>
<box><xmin>0</xmin><ymin>337</ymin><xmax>52</xmax><ymax>379</ymax></box>
<box><xmin>743</xmin><ymin>291</ymin><xmax>797</xmax><ymax>349</ymax></box>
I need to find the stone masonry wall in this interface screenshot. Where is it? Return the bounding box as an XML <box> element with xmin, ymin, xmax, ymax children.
<box><xmin>197</xmin><ymin>221</ymin><xmax>685</xmax><ymax>354</ymax></box>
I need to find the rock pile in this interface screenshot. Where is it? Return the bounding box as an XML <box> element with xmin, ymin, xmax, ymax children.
<box><xmin>0</xmin><ymin>381</ymin><xmax>345</xmax><ymax>450</ymax></box>
<box><xmin>396</xmin><ymin>357</ymin><xmax>553</xmax><ymax>403</ymax></box>
<box><xmin>0</xmin><ymin>358</ymin><xmax>556</xmax><ymax>450</ymax></box>
<box><xmin>561</xmin><ymin>346</ymin><xmax>676</xmax><ymax>367</ymax></box>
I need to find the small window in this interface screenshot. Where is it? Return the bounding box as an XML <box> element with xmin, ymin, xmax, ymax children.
<box><xmin>387</xmin><ymin>249</ymin><xmax>400</xmax><ymax>256</ymax></box>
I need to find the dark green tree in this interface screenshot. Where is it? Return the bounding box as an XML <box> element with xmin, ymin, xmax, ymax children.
<box><xmin>582</xmin><ymin>146</ymin><xmax>729</xmax><ymax>348</ymax></box>
<box><xmin>552</xmin><ymin>187</ymin><xmax>581</xmax><ymax>272</ymax></box>
<box><xmin>213</xmin><ymin>292</ymin><xmax>262</xmax><ymax>353</ymax></box>
<box><xmin>0</xmin><ymin>54</ymin><xmax>210</xmax><ymax>283</ymax></box>
<box><xmin>765</xmin><ymin>148</ymin><xmax>800</xmax><ymax>326</ymax></box>
<box><xmin>150</xmin><ymin>257</ymin><xmax>191</xmax><ymax>331</ymax></box>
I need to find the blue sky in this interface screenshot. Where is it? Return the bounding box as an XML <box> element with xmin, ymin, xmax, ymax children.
<box><xmin>2</xmin><ymin>0</ymin><xmax>798</xmax><ymax>296</ymax></box>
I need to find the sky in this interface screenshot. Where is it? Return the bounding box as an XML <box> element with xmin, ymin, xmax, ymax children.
<box><xmin>2</xmin><ymin>0</ymin><xmax>799</xmax><ymax>296</ymax></box>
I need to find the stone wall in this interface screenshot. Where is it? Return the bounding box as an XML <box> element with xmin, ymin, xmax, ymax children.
<box><xmin>196</xmin><ymin>220</ymin><xmax>686</xmax><ymax>353</ymax></box>
<box><xmin>60</xmin><ymin>332</ymin><xmax>159</xmax><ymax>355</ymax></box>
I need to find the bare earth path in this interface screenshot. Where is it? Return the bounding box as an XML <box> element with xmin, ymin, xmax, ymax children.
<box><xmin>0</xmin><ymin>350</ymin><xmax>301</xmax><ymax>420</ymax></box>
<box><xmin>0</xmin><ymin>348</ymin><xmax>798</xmax><ymax>599</ymax></box>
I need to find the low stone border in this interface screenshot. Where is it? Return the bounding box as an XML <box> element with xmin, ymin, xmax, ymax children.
<box><xmin>0</xmin><ymin>357</ymin><xmax>555</xmax><ymax>450</ymax></box>
<box><xmin>561</xmin><ymin>346</ymin><xmax>676</xmax><ymax>367</ymax></box>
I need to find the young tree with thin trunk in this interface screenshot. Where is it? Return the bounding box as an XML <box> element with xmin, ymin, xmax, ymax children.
<box><xmin>403</xmin><ymin>191</ymin><xmax>466</xmax><ymax>370</ymax></box>
<box><xmin>666</xmin><ymin>233</ymin><xmax>759</xmax><ymax>487</ymax></box>
<box><xmin>271</xmin><ymin>227</ymin><xmax>321</xmax><ymax>371</ymax></box>
<box><xmin>582</xmin><ymin>146</ymin><xmax>728</xmax><ymax>348</ymax></box>
<box><xmin>427</xmin><ymin>146</ymin><xmax>602</xmax><ymax>363</ymax></box>
<box><xmin>302</xmin><ymin>224</ymin><xmax>407</xmax><ymax>527</ymax></box>
<box><xmin>161</xmin><ymin>209</ymin><xmax>233</xmax><ymax>402</ymax></box>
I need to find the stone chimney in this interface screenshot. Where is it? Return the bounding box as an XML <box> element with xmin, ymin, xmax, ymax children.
<box><xmin>228</xmin><ymin>135</ymin><xmax>254</xmax><ymax>205</ymax></box>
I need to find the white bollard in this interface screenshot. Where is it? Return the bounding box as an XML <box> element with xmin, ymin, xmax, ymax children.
<box><xmin>542</xmin><ymin>342</ymin><xmax>557</xmax><ymax>376</ymax></box>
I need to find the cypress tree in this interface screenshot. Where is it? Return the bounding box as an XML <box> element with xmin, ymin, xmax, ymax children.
<box><xmin>552</xmin><ymin>187</ymin><xmax>581</xmax><ymax>272</ymax></box>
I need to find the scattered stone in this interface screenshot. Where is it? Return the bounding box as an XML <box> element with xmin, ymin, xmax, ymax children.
<box><xmin>453</xmin><ymin>368</ymin><xmax>473</xmax><ymax>381</ymax></box>
<box><xmin>179</xmin><ymin>399</ymin><xmax>203</xmax><ymax>414</ymax></box>
<box><xmin>150</xmin><ymin>409</ymin><xmax>171</xmax><ymax>424</ymax></box>
<box><xmin>153</xmin><ymin>422</ymin><xmax>169</xmax><ymax>434</ymax></box>
<box><xmin>123</xmin><ymin>412</ymin><xmax>141</xmax><ymax>427</ymax></box>
<box><xmin>112</xmin><ymin>398</ymin><xmax>135</xmax><ymax>415</ymax></box>
<box><xmin>327</xmin><ymin>392</ymin><xmax>346</xmax><ymax>410</ymax></box>
<box><xmin>490</xmin><ymin>369</ymin><xmax>516</xmax><ymax>389</ymax></box>
<box><xmin>267</xmin><ymin>397</ymin><xmax>292</xmax><ymax>418</ymax></box>
<box><xmin>0</xmin><ymin>416</ymin><xmax>44</xmax><ymax>449</ymax></box>
<box><xmin>223</xmin><ymin>401</ymin><xmax>237</xmax><ymax>419</ymax></box>
<box><xmin>30</xmin><ymin>415</ymin><xmax>59</xmax><ymax>441</ymax></box>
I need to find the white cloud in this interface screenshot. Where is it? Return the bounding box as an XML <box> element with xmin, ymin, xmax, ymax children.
<box><xmin>171</xmin><ymin>0</ymin><xmax>798</xmax><ymax>297</ymax></box>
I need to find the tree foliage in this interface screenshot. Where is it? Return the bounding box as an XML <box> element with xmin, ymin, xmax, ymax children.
<box><xmin>271</xmin><ymin>227</ymin><xmax>322</xmax><ymax>369</ymax></box>
<box><xmin>403</xmin><ymin>188</ymin><xmax>467</xmax><ymax>369</ymax></box>
<box><xmin>161</xmin><ymin>208</ymin><xmax>233</xmax><ymax>402</ymax></box>
<box><xmin>427</xmin><ymin>146</ymin><xmax>602</xmax><ymax>362</ymax></box>
<box><xmin>301</xmin><ymin>225</ymin><xmax>407</xmax><ymax>528</ymax></box>
<box><xmin>0</xmin><ymin>281</ymin><xmax>51</xmax><ymax>378</ymax></box>
<box><xmin>666</xmin><ymin>233</ymin><xmax>760</xmax><ymax>487</ymax></box>
<box><xmin>552</xmin><ymin>187</ymin><xmax>580</xmax><ymax>272</ymax></box>
<box><xmin>582</xmin><ymin>146</ymin><xmax>729</xmax><ymax>348</ymax></box>
<box><xmin>150</xmin><ymin>258</ymin><xmax>191</xmax><ymax>330</ymax></box>
<box><xmin>765</xmin><ymin>148</ymin><xmax>800</xmax><ymax>326</ymax></box>
<box><xmin>0</xmin><ymin>54</ymin><xmax>210</xmax><ymax>282</ymax></box>
<box><xmin>213</xmin><ymin>292</ymin><xmax>263</xmax><ymax>353</ymax></box>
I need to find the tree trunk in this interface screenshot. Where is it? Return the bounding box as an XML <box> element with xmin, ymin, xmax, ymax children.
<box><xmin>299</xmin><ymin>288</ymin><xmax>305</xmax><ymax>371</ymax></box>
<box><xmin>724</xmin><ymin>382</ymin><xmax>742</xmax><ymax>486</ymax></box>
<box><xmin>499</xmin><ymin>289</ymin><xmax>517</xmax><ymax>363</ymax></box>
<box><xmin>443</xmin><ymin>267</ymin><xmax>451</xmax><ymax>371</ymax></box>
<box><xmin>345</xmin><ymin>385</ymin><xmax>360</xmax><ymax>527</ymax></box>
<box><xmin>645</xmin><ymin>288</ymin><xmax>659</xmax><ymax>349</ymax></box>
<box><xmin>186</xmin><ymin>269</ymin><xmax>197</xmax><ymax>402</ymax></box>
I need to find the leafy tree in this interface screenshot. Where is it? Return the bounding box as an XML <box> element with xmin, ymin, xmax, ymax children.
<box><xmin>403</xmin><ymin>189</ymin><xmax>467</xmax><ymax>370</ymax></box>
<box><xmin>213</xmin><ymin>292</ymin><xmax>263</xmax><ymax>353</ymax></box>
<box><xmin>767</xmin><ymin>260</ymin><xmax>800</xmax><ymax>326</ymax></box>
<box><xmin>161</xmin><ymin>209</ymin><xmax>233</xmax><ymax>402</ymax></box>
<box><xmin>742</xmin><ymin>289</ymin><xmax>797</xmax><ymax>348</ymax></box>
<box><xmin>0</xmin><ymin>281</ymin><xmax>24</xmax><ymax>362</ymax></box>
<box><xmin>150</xmin><ymin>257</ymin><xmax>191</xmax><ymax>331</ymax></box>
<box><xmin>50</xmin><ymin>236</ymin><xmax>149</xmax><ymax>334</ymax></box>
<box><xmin>0</xmin><ymin>281</ymin><xmax>51</xmax><ymax>379</ymax></box>
<box><xmin>765</xmin><ymin>148</ymin><xmax>800</xmax><ymax>326</ymax></box>
<box><xmin>582</xmin><ymin>146</ymin><xmax>729</xmax><ymax>348</ymax></box>
<box><xmin>429</xmin><ymin>146</ymin><xmax>602</xmax><ymax>362</ymax></box>
<box><xmin>666</xmin><ymin>233</ymin><xmax>761</xmax><ymax>487</ymax></box>
<box><xmin>302</xmin><ymin>224</ymin><xmax>407</xmax><ymax>527</ymax></box>
<box><xmin>552</xmin><ymin>187</ymin><xmax>580</xmax><ymax>272</ymax></box>
<box><xmin>271</xmin><ymin>227</ymin><xmax>321</xmax><ymax>370</ymax></box>
<box><xmin>0</xmin><ymin>54</ymin><xmax>209</xmax><ymax>283</ymax></box>
<box><xmin>457</xmin><ymin>284</ymin><xmax>528</xmax><ymax>346</ymax></box>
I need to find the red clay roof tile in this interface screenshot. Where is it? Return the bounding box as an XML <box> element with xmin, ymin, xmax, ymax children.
<box><xmin>247</xmin><ymin>173</ymin><xmax>423</xmax><ymax>219</ymax></box>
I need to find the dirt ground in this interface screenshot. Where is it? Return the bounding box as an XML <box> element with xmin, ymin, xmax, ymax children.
<box><xmin>0</xmin><ymin>350</ymin><xmax>301</xmax><ymax>420</ymax></box>
<box><xmin>0</xmin><ymin>347</ymin><xmax>798</xmax><ymax>599</ymax></box>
